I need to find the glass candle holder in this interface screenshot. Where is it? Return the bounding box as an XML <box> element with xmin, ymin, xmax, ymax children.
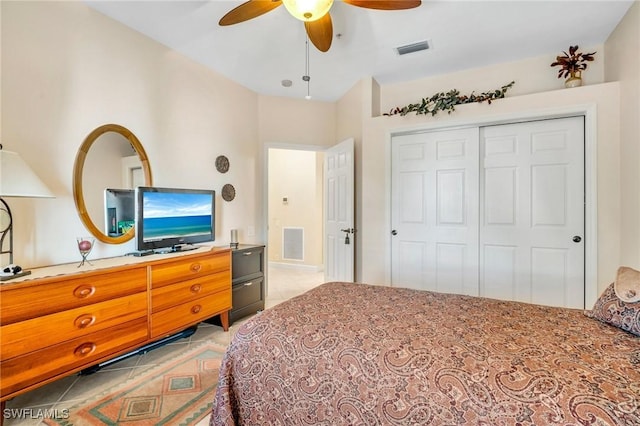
<box><xmin>77</xmin><ymin>237</ymin><xmax>95</xmax><ymax>267</ymax></box>
<box><xmin>230</xmin><ymin>229</ymin><xmax>238</xmax><ymax>249</ymax></box>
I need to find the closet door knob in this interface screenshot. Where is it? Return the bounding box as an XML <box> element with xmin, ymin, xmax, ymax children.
<box><xmin>572</xmin><ymin>236</ymin><xmax>582</xmax><ymax>243</ymax></box>
<box><xmin>391</xmin><ymin>230</ymin><xmax>398</xmax><ymax>236</ymax></box>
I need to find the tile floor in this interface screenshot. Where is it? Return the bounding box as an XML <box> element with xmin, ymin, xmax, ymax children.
<box><xmin>3</xmin><ymin>265</ymin><xmax>325</xmax><ymax>426</ymax></box>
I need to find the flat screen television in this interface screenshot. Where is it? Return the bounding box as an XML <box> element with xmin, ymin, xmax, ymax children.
<box><xmin>135</xmin><ymin>186</ymin><xmax>215</xmax><ymax>253</ymax></box>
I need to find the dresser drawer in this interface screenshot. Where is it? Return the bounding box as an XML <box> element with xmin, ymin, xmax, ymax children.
<box><xmin>232</xmin><ymin>247</ymin><xmax>264</xmax><ymax>282</ymax></box>
<box><xmin>151</xmin><ymin>270</ymin><xmax>230</xmax><ymax>313</ymax></box>
<box><xmin>0</xmin><ymin>317</ymin><xmax>147</xmax><ymax>399</ymax></box>
<box><xmin>151</xmin><ymin>251</ymin><xmax>230</xmax><ymax>288</ymax></box>
<box><xmin>1</xmin><ymin>292</ymin><xmax>148</xmax><ymax>361</ymax></box>
<box><xmin>232</xmin><ymin>277</ymin><xmax>264</xmax><ymax>312</ymax></box>
<box><xmin>0</xmin><ymin>267</ymin><xmax>147</xmax><ymax>325</ymax></box>
<box><xmin>150</xmin><ymin>291</ymin><xmax>231</xmax><ymax>338</ymax></box>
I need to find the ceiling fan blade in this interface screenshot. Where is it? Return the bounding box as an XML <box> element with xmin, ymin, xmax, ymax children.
<box><xmin>343</xmin><ymin>0</ymin><xmax>421</xmax><ymax>10</ymax></box>
<box><xmin>305</xmin><ymin>13</ymin><xmax>333</xmax><ymax>52</ymax></box>
<box><xmin>219</xmin><ymin>0</ymin><xmax>283</xmax><ymax>26</ymax></box>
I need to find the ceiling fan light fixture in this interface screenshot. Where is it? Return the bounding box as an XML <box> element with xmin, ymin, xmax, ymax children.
<box><xmin>282</xmin><ymin>0</ymin><xmax>334</xmax><ymax>22</ymax></box>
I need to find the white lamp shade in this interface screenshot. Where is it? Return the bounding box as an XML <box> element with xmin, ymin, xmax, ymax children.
<box><xmin>0</xmin><ymin>149</ymin><xmax>54</xmax><ymax>198</ymax></box>
<box><xmin>282</xmin><ymin>0</ymin><xmax>334</xmax><ymax>22</ymax></box>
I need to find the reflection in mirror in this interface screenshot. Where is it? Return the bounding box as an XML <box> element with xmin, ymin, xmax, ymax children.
<box><xmin>104</xmin><ymin>188</ymin><xmax>135</xmax><ymax>237</ymax></box>
<box><xmin>83</xmin><ymin>134</ymin><xmax>136</xmax><ymax>233</ymax></box>
<box><xmin>73</xmin><ymin>124</ymin><xmax>152</xmax><ymax>244</ymax></box>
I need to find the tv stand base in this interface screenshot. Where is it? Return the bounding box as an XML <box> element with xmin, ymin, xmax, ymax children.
<box><xmin>126</xmin><ymin>250</ymin><xmax>154</xmax><ymax>257</ymax></box>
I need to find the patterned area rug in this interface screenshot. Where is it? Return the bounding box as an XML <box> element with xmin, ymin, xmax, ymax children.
<box><xmin>45</xmin><ymin>342</ymin><xmax>227</xmax><ymax>426</ymax></box>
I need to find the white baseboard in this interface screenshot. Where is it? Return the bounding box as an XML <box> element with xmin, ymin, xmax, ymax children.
<box><xmin>268</xmin><ymin>261</ymin><xmax>324</xmax><ymax>273</ymax></box>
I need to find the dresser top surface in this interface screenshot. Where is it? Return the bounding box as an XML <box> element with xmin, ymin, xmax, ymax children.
<box><xmin>1</xmin><ymin>245</ymin><xmax>230</xmax><ymax>288</ymax></box>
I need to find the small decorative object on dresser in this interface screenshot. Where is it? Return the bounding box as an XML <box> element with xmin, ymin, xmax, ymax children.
<box><xmin>550</xmin><ymin>45</ymin><xmax>596</xmax><ymax>88</ymax></box>
<box><xmin>230</xmin><ymin>229</ymin><xmax>239</xmax><ymax>249</ymax></box>
<box><xmin>76</xmin><ymin>237</ymin><xmax>95</xmax><ymax>267</ymax></box>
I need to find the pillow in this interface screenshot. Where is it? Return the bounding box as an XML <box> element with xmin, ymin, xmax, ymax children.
<box><xmin>585</xmin><ymin>282</ymin><xmax>640</xmax><ymax>336</ymax></box>
<box><xmin>614</xmin><ymin>266</ymin><xmax>640</xmax><ymax>302</ymax></box>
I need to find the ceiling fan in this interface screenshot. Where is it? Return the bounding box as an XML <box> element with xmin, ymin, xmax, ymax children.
<box><xmin>219</xmin><ymin>0</ymin><xmax>422</xmax><ymax>52</ymax></box>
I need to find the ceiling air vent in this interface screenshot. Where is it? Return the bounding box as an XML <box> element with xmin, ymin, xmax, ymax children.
<box><xmin>395</xmin><ymin>40</ymin><xmax>430</xmax><ymax>56</ymax></box>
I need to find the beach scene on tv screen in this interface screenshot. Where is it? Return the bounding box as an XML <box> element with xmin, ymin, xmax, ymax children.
<box><xmin>143</xmin><ymin>192</ymin><xmax>212</xmax><ymax>240</ymax></box>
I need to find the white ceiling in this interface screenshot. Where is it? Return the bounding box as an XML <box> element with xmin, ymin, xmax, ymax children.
<box><xmin>85</xmin><ymin>0</ymin><xmax>634</xmax><ymax>102</ymax></box>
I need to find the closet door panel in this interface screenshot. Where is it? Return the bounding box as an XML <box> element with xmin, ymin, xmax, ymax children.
<box><xmin>480</xmin><ymin>116</ymin><xmax>585</xmax><ymax>308</ymax></box>
<box><xmin>391</xmin><ymin>129</ymin><xmax>479</xmax><ymax>295</ymax></box>
<box><xmin>482</xmin><ymin>244</ymin><xmax>517</xmax><ymax>300</ymax></box>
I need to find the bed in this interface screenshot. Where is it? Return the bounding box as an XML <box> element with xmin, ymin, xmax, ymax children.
<box><xmin>210</xmin><ymin>281</ymin><xmax>640</xmax><ymax>425</ymax></box>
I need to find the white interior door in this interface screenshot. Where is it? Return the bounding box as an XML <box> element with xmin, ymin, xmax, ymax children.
<box><xmin>391</xmin><ymin>128</ymin><xmax>479</xmax><ymax>295</ymax></box>
<box><xmin>324</xmin><ymin>138</ymin><xmax>355</xmax><ymax>282</ymax></box>
<box><xmin>121</xmin><ymin>155</ymin><xmax>144</xmax><ymax>188</ymax></box>
<box><xmin>480</xmin><ymin>116</ymin><xmax>585</xmax><ymax>308</ymax></box>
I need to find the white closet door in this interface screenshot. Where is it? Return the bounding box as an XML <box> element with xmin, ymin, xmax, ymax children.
<box><xmin>480</xmin><ymin>117</ymin><xmax>585</xmax><ymax>308</ymax></box>
<box><xmin>391</xmin><ymin>128</ymin><xmax>479</xmax><ymax>295</ymax></box>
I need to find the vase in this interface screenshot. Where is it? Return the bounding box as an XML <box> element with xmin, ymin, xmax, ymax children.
<box><xmin>565</xmin><ymin>71</ymin><xmax>582</xmax><ymax>88</ymax></box>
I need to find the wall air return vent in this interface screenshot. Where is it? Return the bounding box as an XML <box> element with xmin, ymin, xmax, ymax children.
<box><xmin>395</xmin><ymin>40</ymin><xmax>430</xmax><ymax>56</ymax></box>
<box><xmin>283</xmin><ymin>227</ymin><xmax>304</xmax><ymax>261</ymax></box>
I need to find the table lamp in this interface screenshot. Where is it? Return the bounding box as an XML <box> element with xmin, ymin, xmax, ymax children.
<box><xmin>0</xmin><ymin>144</ymin><xmax>55</xmax><ymax>281</ymax></box>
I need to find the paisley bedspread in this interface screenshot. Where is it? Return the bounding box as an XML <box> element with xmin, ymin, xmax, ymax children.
<box><xmin>211</xmin><ymin>282</ymin><xmax>640</xmax><ymax>425</ymax></box>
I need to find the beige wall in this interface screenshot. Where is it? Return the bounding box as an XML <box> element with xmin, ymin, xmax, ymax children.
<box><xmin>336</xmin><ymin>80</ymin><xmax>364</xmax><ymax>279</ymax></box>
<box><xmin>605</xmin><ymin>0</ymin><xmax>640</xmax><ymax>268</ymax></box>
<box><xmin>267</xmin><ymin>149</ymin><xmax>323</xmax><ymax>268</ymax></box>
<box><xmin>2</xmin><ymin>1</ymin><xmax>261</xmax><ymax>266</ymax></box>
<box><xmin>2</xmin><ymin>2</ymin><xmax>339</xmax><ymax>269</ymax></box>
<box><xmin>380</xmin><ymin>48</ymin><xmax>605</xmax><ymax>114</ymax></box>
<box><xmin>258</xmin><ymin>95</ymin><xmax>336</xmax><ymax>147</ymax></box>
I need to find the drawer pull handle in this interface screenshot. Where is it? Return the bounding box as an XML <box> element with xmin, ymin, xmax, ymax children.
<box><xmin>190</xmin><ymin>284</ymin><xmax>202</xmax><ymax>293</ymax></box>
<box><xmin>242</xmin><ymin>252</ymin><xmax>252</xmax><ymax>256</ymax></box>
<box><xmin>190</xmin><ymin>263</ymin><xmax>202</xmax><ymax>273</ymax></box>
<box><xmin>74</xmin><ymin>342</ymin><xmax>96</xmax><ymax>357</ymax></box>
<box><xmin>244</xmin><ymin>282</ymin><xmax>253</xmax><ymax>287</ymax></box>
<box><xmin>191</xmin><ymin>305</ymin><xmax>202</xmax><ymax>314</ymax></box>
<box><xmin>75</xmin><ymin>314</ymin><xmax>96</xmax><ymax>329</ymax></box>
<box><xmin>74</xmin><ymin>285</ymin><xmax>96</xmax><ymax>299</ymax></box>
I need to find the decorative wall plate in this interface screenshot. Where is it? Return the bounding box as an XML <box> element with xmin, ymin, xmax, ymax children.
<box><xmin>215</xmin><ymin>155</ymin><xmax>230</xmax><ymax>173</ymax></box>
<box><xmin>222</xmin><ymin>184</ymin><xmax>236</xmax><ymax>202</ymax></box>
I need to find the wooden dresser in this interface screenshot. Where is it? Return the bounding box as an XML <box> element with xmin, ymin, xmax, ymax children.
<box><xmin>0</xmin><ymin>246</ymin><xmax>231</xmax><ymax>403</ymax></box>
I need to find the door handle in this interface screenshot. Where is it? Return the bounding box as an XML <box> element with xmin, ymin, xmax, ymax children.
<box><xmin>391</xmin><ymin>230</ymin><xmax>398</xmax><ymax>236</ymax></box>
<box><xmin>572</xmin><ymin>236</ymin><xmax>582</xmax><ymax>243</ymax></box>
<box><xmin>340</xmin><ymin>228</ymin><xmax>353</xmax><ymax>233</ymax></box>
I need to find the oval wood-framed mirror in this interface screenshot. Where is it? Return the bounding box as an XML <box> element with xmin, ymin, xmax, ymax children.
<box><xmin>73</xmin><ymin>124</ymin><xmax>152</xmax><ymax>244</ymax></box>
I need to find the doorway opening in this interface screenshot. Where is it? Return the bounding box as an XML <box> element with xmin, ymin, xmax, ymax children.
<box><xmin>266</xmin><ymin>146</ymin><xmax>326</xmax><ymax>303</ymax></box>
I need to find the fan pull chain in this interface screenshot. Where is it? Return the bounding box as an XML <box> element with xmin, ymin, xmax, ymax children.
<box><xmin>303</xmin><ymin>36</ymin><xmax>311</xmax><ymax>99</ymax></box>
